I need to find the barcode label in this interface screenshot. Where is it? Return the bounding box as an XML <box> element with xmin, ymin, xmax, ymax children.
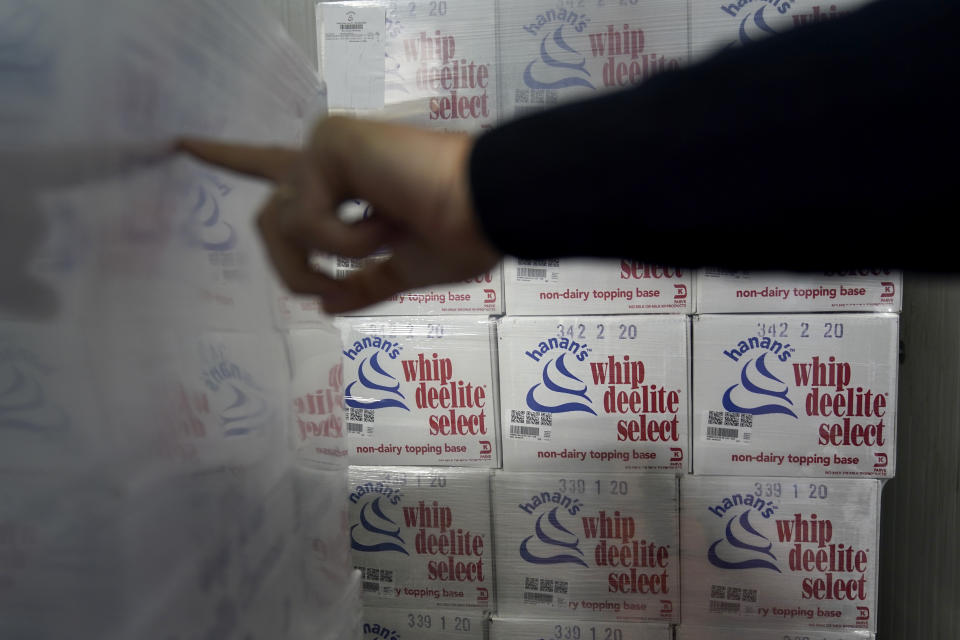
<box><xmin>705</xmin><ymin>409</ymin><xmax>752</xmax><ymax>443</ymax></box>
<box><xmin>517</xmin><ymin>267</ymin><xmax>547</xmax><ymax>280</ymax></box>
<box><xmin>347</xmin><ymin>423</ymin><xmax>363</xmax><ymax>434</ymax></box>
<box><xmin>340</xmin><ymin>23</ymin><xmax>363</xmax><ymax>29</ymax></box>
<box><xmin>510</xmin><ymin>424</ymin><xmax>540</xmax><ymax>438</ymax></box>
<box><xmin>710</xmin><ymin>600</ymin><xmax>741</xmax><ymax>614</ymax></box>
<box><xmin>524</xmin><ymin>592</ymin><xmax>554</xmax><ymax>604</ymax></box>
<box><xmin>707</xmin><ymin>426</ymin><xmax>740</xmax><ymax>440</ymax></box>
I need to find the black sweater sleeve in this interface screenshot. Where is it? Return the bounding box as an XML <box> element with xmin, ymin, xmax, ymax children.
<box><xmin>469</xmin><ymin>0</ymin><xmax>958</xmax><ymax>271</ymax></box>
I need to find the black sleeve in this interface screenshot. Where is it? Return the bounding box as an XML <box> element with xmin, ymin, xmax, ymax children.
<box><xmin>469</xmin><ymin>0</ymin><xmax>958</xmax><ymax>271</ymax></box>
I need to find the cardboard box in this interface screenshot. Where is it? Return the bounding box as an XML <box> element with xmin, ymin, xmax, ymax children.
<box><xmin>504</xmin><ymin>258</ymin><xmax>692</xmax><ymax>315</ymax></box>
<box><xmin>692</xmin><ymin>314</ymin><xmax>898</xmax><ymax>477</ymax></box>
<box><xmin>336</xmin><ymin>316</ymin><xmax>499</xmax><ymax>466</ymax></box>
<box><xmin>349</xmin><ymin>466</ymin><xmax>493</xmax><ymax>610</ymax></box>
<box><xmin>498</xmin><ymin>315</ymin><xmax>689</xmax><ymax>472</ymax></box>
<box><xmin>680</xmin><ymin>475</ymin><xmax>881</xmax><ymax>632</ymax></box>
<box><xmin>696</xmin><ymin>270</ymin><xmax>902</xmax><ymax>313</ymax></box>
<box><xmin>493</xmin><ymin>472</ymin><xmax>679</xmax><ymax>623</ymax></box>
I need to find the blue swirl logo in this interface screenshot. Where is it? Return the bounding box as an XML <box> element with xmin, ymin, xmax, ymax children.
<box><xmin>722</xmin><ymin>352</ymin><xmax>797</xmax><ymax>418</ymax></box>
<box><xmin>0</xmin><ymin>361</ymin><xmax>67</xmax><ymax>432</ymax></box>
<box><xmin>219</xmin><ymin>382</ymin><xmax>269</xmax><ymax>436</ymax></box>
<box><xmin>526</xmin><ymin>353</ymin><xmax>596</xmax><ymax>415</ymax></box>
<box><xmin>345</xmin><ymin>352</ymin><xmax>409</xmax><ymax>411</ymax></box>
<box><xmin>524</xmin><ymin>26</ymin><xmax>595</xmax><ymax>90</ymax></box>
<box><xmin>708</xmin><ymin>509</ymin><xmax>781</xmax><ymax>572</ymax></box>
<box><xmin>350</xmin><ymin>496</ymin><xmax>409</xmax><ymax>555</ymax></box>
<box><xmin>182</xmin><ymin>177</ymin><xmax>237</xmax><ymax>251</ymax></box>
<box><xmin>519</xmin><ymin>506</ymin><xmax>588</xmax><ymax>567</ymax></box>
<box><xmin>736</xmin><ymin>5</ymin><xmax>778</xmax><ymax>46</ymax></box>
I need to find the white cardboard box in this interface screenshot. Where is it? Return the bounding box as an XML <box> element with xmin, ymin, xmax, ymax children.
<box><xmin>696</xmin><ymin>270</ymin><xmax>902</xmax><ymax>313</ymax></box>
<box><xmin>497</xmin><ymin>0</ymin><xmax>687</xmax><ymax>122</ymax></box>
<box><xmin>491</xmin><ymin>617</ymin><xmax>672</xmax><ymax>640</ymax></box>
<box><xmin>498</xmin><ymin>315</ymin><xmax>688</xmax><ymax>472</ymax></box>
<box><xmin>680</xmin><ymin>476</ymin><xmax>881</xmax><ymax>633</ymax></box>
<box><xmin>493</xmin><ymin>472</ymin><xmax>679</xmax><ymax>623</ymax></box>
<box><xmin>348</xmin><ymin>467</ymin><xmax>493</xmax><ymax>610</ymax></box>
<box><xmin>336</xmin><ymin>316</ymin><xmax>499</xmax><ymax>467</ymax></box>
<box><xmin>318</xmin><ymin>0</ymin><xmax>498</xmax><ymax>132</ymax></box>
<box><xmin>363</xmin><ymin>607</ymin><xmax>487</xmax><ymax>640</ymax></box>
<box><xmin>505</xmin><ymin>258</ymin><xmax>692</xmax><ymax>315</ymax></box>
<box><xmin>692</xmin><ymin>314</ymin><xmax>898</xmax><ymax>477</ymax></box>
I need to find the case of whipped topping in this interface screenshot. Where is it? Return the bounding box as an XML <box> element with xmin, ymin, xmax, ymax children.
<box><xmin>490</xmin><ymin>617</ymin><xmax>672</xmax><ymax>640</ymax></box>
<box><xmin>692</xmin><ymin>314</ymin><xmax>898</xmax><ymax>477</ymax></box>
<box><xmin>504</xmin><ymin>258</ymin><xmax>692</xmax><ymax>315</ymax></box>
<box><xmin>335</xmin><ymin>316</ymin><xmax>499</xmax><ymax>466</ymax></box>
<box><xmin>498</xmin><ymin>316</ymin><xmax>688</xmax><ymax>472</ymax></box>
<box><xmin>319</xmin><ymin>0</ymin><xmax>498</xmax><ymax>132</ymax></box>
<box><xmin>680</xmin><ymin>476</ymin><xmax>881</xmax><ymax>632</ymax></box>
<box><xmin>690</xmin><ymin>0</ymin><xmax>874</xmax><ymax>62</ymax></box>
<box><xmin>676</xmin><ymin>626</ymin><xmax>874</xmax><ymax>640</ymax></box>
<box><xmin>497</xmin><ymin>0</ymin><xmax>687</xmax><ymax>122</ymax></box>
<box><xmin>363</xmin><ymin>607</ymin><xmax>488</xmax><ymax>640</ymax></box>
<box><xmin>286</xmin><ymin>324</ymin><xmax>348</xmax><ymax>469</ymax></box>
<box><xmin>348</xmin><ymin>466</ymin><xmax>493</xmax><ymax>610</ymax></box>
<box><xmin>493</xmin><ymin>472</ymin><xmax>679</xmax><ymax>623</ymax></box>
<box><xmin>696</xmin><ymin>270</ymin><xmax>902</xmax><ymax>313</ymax></box>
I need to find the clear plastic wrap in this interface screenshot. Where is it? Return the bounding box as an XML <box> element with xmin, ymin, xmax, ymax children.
<box><xmin>695</xmin><ymin>270</ymin><xmax>902</xmax><ymax>313</ymax></box>
<box><xmin>497</xmin><ymin>316</ymin><xmax>688</xmax><ymax>472</ymax></box>
<box><xmin>490</xmin><ymin>617</ymin><xmax>672</xmax><ymax>640</ymax></box>
<box><xmin>1</xmin><ymin>0</ymin><xmax>356</xmax><ymax>637</ymax></box>
<box><xmin>348</xmin><ymin>466</ymin><xmax>494</xmax><ymax>610</ymax></box>
<box><xmin>692</xmin><ymin>314</ymin><xmax>898</xmax><ymax>477</ymax></box>
<box><xmin>336</xmin><ymin>316</ymin><xmax>500</xmax><ymax>466</ymax></box>
<box><xmin>680</xmin><ymin>475</ymin><xmax>881</xmax><ymax>632</ymax></box>
<box><xmin>503</xmin><ymin>259</ymin><xmax>692</xmax><ymax>315</ymax></box>
<box><xmin>493</xmin><ymin>472</ymin><xmax>679</xmax><ymax>623</ymax></box>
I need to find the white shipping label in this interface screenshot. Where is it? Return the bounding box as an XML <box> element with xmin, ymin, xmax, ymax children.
<box><xmin>692</xmin><ymin>314</ymin><xmax>898</xmax><ymax>477</ymax></box>
<box><xmin>680</xmin><ymin>476</ymin><xmax>880</xmax><ymax>632</ymax></box>
<box><xmin>363</xmin><ymin>607</ymin><xmax>487</xmax><ymax>639</ymax></box>
<box><xmin>498</xmin><ymin>316</ymin><xmax>688</xmax><ymax>472</ymax></box>
<box><xmin>349</xmin><ymin>467</ymin><xmax>493</xmax><ymax>609</ymax></box>
<box><xmin>491</xmin><ymin>617</ymin><xmax>672</xmax><ymax>640</ymax></box>
<box><xmin>287</xmin><ymin>325</ymin><xmax>348</xmax><ymax>468</ymax></box>
<box><xmin>505</xmin><ymin>258</ymin><xmax>692</xmax><ymax>315</ymax></box>
<box><xmin>493</xmin><ymin>472</ymin><xmax>679</xmax><ymax>623</ymax></box>
<box><xmin>696</xmin><ymin>270</ymin><xmax>902</xmax><ymax>313</ymax></box>
<box><xmin>336</xmin><ymin>317</ymin><xmax>499</xmax><ymax>466</ymax></box>
<box><xmin>497</xmin><ymin>0</ymin><xmax>687</xmax><ymax>122</ymax></box>
<box><xmin>690</xmin><ymin>0</ymin><xmax>874</xmax><ymax>62</ymax></box>
<box><xmin>319</xmin><ymin>4</ymin><xmax>386</xmax><ymax>110</ymax></box>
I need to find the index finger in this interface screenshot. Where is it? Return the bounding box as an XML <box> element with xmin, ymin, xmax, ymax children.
<box><xmin>176</xmin><ymin>138</ymin><xmax>300</xmax><ymax>182</ymax></box>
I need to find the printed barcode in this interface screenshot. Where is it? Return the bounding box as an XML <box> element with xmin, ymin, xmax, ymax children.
<box><xmin>336</xmin><ymin>269</ymin><xmax>351</xmax><ymax>280</ymax></box>
<box><xmin>524</xmin><ymin>592</ymin><xmax>553</xmax><ymax>604</ymax></box>
<box><xmin>340</xmin><ymin>23</ymin><xmax>363</xmax><ymax>29</ymax></box>
<box><xmin>710</xmin><ymin>600</ymin><xmax>741</xmax><ymax>613</ymax></box>
<box><xmin>707</xmin><ymin>426</ymin><xmax>740</xmax><ymax>440</ymax></box>
<box><xmin>518</xmin><ymin>267</ymin><xmax>547</xmax><ymax>279</ymax></box>
<box><xmin>362</xmin><ymin>581</ymin><xmax>380</xmax><ymax>593</ymax></box>
<box><xmin>510</xmin><ymin>424</ymin><xmax>540</xmax><ymax>437</ymax></box>
<box><xmin>348</xmin><ymin>423</ymin><xmax>363</xmax><ymax>434</ymax></box>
